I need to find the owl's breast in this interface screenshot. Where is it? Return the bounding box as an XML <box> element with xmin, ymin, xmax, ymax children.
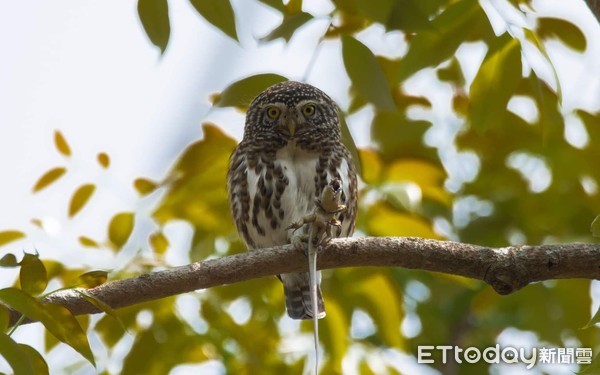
<box><xmin>243</xmin><ymin>143</ymin><xmax>319</xmax><ymax>249</ymax></box>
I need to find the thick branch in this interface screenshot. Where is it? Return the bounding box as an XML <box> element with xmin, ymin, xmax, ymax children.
<box><xmin>8</xmin><ymin>237</ymin><xmax>600</xmax><ymax>326</ymax></box>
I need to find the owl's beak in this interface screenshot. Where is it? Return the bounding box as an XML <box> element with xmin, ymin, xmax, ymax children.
<box><xmin>287</xmin><ymin>119</ymin><xmax>296</xmax><ymax>137</ymax></box>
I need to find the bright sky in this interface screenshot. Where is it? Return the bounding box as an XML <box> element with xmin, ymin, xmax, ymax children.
<box><xmin>0</xmin><ymin>0</ymin><xmax>598</xmax><ymax>373</ymax></box>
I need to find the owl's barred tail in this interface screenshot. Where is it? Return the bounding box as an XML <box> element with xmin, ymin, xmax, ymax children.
<box><xmin>281</xmin><ymin>273</ymin><xmax>326</xmax><ymax>320</ymax></box>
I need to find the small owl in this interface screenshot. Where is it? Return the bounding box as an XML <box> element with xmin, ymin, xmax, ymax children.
<box><xmin>227</xmin><ymin>81</ymin><xmax>357</xmax><ymax>319</ymax></box>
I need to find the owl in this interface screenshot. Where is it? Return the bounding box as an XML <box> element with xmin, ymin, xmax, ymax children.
<box><xmin>227</xmin><ymin>81</ymin><xmax>358</xmax><ymax>320</ymax></box>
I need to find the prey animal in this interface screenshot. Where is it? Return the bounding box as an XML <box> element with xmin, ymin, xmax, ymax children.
<box><xmin>288</xmin><ymin>178</ymin><xmax>347</xmax><ymax>372</ymax></box>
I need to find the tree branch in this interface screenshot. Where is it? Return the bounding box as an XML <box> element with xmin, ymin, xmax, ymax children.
<box><xmin>7</xmin><ymin>237</ymin><xmax>600</xmax><ymax>326</ymax></box>
<box><xmin>584</xmin><ymin>0</ymin><xmax>600</xmax><ymax>22</ymax></box>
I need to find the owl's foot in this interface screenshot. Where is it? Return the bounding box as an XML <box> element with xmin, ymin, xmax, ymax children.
<box><xmin>291</xmin><ymin>234</ymin><xmax>309</xmax><ymax>256</ymax></box>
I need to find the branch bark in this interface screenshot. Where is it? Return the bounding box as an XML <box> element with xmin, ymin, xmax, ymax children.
<box><xmin>7</xmin><ymin>237</ymin><xmax>600</xmax><ymax>326</ymax></box>
<box><xmin>584</xmin><ymin>0</ymin><xmax>600</xmax><ymax>22</ymax></box>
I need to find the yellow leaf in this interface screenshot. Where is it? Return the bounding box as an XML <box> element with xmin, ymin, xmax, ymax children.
<box><xmin>97</xmin><ymin>153</ymin><xmax>110</xmax><ymax>168</ymax></box>
<box><xmin>54</xmin><ymin>130</ymin><xmax>71</xmax><ymax>157</ymax></box>
<box><xmin>68</xmin><ymin>184</ymin><xmax>95</xmax><ymax>217</ymax></box>
<box><xmin>30</xmin><ymin>218</ymin><xmax>43</xmax><ymax>228</ymax></box>
<box><xmin>354</xmin><ymin>272</ymin><xmax>404</xmax><ymax>348</ymax></box>
<box><xmin>385</xmin><ymin>159</ymin><xmax>451</xmax><ymax>205</ymax></box>
<box><xmin>358</xmin><ymin>148</ymin><xmax>382</xmax><ymax>184</ymax></box>
<box><xmin>78</xmin><ymin>236</ymin><xmax>99</xmax><ymax>248</ymax></box>
<box><xmin>150</xmin><ymin>231</ymin><xmax>169</xmax><ymax>254</ymax></box>
<box><xmin>133</xmin><ymin>178</ymin><xmax>158</xmax><ymax>196</ymax></box>
<box><xmin>32</xmin><ymin>167</ymin><xmax>66</xmax><ymax>192</ymax></box>
<box><xmin>366</xmin><ymin>202</ymin><xmax>439</xmax><ymax>238</ymax></box>
<box><xmin>78</xmin><ymin>270</ymin><xmax>108</xmax><ymax>288</ymax></box>
<box><xmin>153</xmin><ymin>124</ymin><xmax>237</xmax><ymax>235</ymax></box>
<box><xmin>108</xmin><ymin>212</ymin><xmax>135</xmax><ymax>248</ymax></box>
<box><xmin>385</xmin><ymin>159</ymin><xmax>445</xmax><ymax>185</ymax></box>
<box><xmin>0</xmin><ymin>230</ymin><xmax>25</xmax><ymax>247</ymax></box>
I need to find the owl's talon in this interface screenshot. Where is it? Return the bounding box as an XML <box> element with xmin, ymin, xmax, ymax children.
<box><xmin>291</xmin><ymin>234</ymin><xmax>309</xmax><ymax>256</ymax></box>
<box><xmin>287</xmin><ymin>221</ymin><xmax>304</xmax><ymax>233</ymax></box>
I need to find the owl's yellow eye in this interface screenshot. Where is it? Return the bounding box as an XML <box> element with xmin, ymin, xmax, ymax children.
<box><xmin>266</xmin><ymin>106</ymin><xmax>281</xmax><ymax>119</ymax></box>
<box><xmin>302</xmin><ymin>104</ymin><xmax>316</xmax><ymax>117</ymax></box>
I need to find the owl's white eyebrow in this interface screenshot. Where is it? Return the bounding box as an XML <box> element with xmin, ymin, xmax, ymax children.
<box><xmin>257</xmin><ymin>103</ymin><xmax>286</xmax><ymax>110</ymax></box>
<box><xmin>296</xmin><ymin>100</ymin><xmax>319</xmax><ymax>107</ymax></box>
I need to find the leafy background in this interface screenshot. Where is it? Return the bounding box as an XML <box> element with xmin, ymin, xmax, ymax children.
<box><xmin>0</xmin><ymin>0</ymin><xmax>599</xmax><ymax>374</ymax></box>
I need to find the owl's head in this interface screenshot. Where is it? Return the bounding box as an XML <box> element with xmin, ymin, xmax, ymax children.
<box><xmin>244</xmin><ymin>81</ymin><xmax>341</xmax><ymax>144</ymax></box>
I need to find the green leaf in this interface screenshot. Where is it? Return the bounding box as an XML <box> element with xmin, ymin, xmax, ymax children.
<box><xmin>582</xmin><ymin>301</ymin><xmax>600</xmax><ymax>329</ymax></box>
<box><xmin>54</xmin><ymin>130</ymin><xmax>71</xmax><ymax>157</ymax></box>
<box><xmin>75</xmin><ymin>290</ymin><xmax>126</xmax><ymax>332</ymax></box>
<box><xmin>19</xmin><ymin>253</ymin><xmax>47</xmax><ymax>296</ymax></box>
<box><xmin>397</xmin><ymin>0</ymin><xmax>488</xmax><ymax>81</ymax></box>
<box><xmin>355</xmin><ymin>0</ymin><xmax>393</xmax><ymax>24</ymax></box>
<box><xmin>0</xmin><ymin>332</ymin><xmax>34</xmax><ymax>375</ymax></box>
<box><xmin>189</xmin><ymin>0</ymin><xmax>238</xmax><ymax>42</ymax></box>
<box><xmin>0</xmin><ymin>253</ymin><xmax>19</xmax><ymax>267</ymax></box>
<box><xmin>138</xmin><ymin>0</ymin><xmax>170</xmax><ymax>53</ymax></box>
<box><xmin>78</xmin><ymin>270</ymin><xmax>108</xmax><ymax>288</ymax></box>
<box><xmin>211</xmin><ymin>74</ymin><xmax>288</xmax><ymax>109</ymax></box>
<box><xmin>260</xmin><ymin>12</ymin><xmax>313</xmax><ymax>42</ymax></box>
<box><xmin>385</xmin><ymin>0</ymin><xmax>432</xmax><ymax>32</ymax></box>
<box><xmin>133</xmin><ymin>178</ymin><xmax>158</xmax><ymax>196</ymax></box>
<box><xmin>370</xmin><ymin>111</ymin><xmax>434</xmax><ymax>161</ymax></box>
<box><xmin>0</xmin><ymin>304</ymin><xmax>9</xmax><ymax>330</ymax></box>
<box><xmin>108</xmin><ymin>212</ymin><xmax>135</xmax><ymax>248</ymax></box>
<box><xmin>319</xmin><ymin>298</ymin><xmax>348</xmax><ymax>373</ymax></box>
<box><xmin>44</xmin><ymin>303</ymin><xmax>95</xmax><ymax>365</ymax></box>
<box><xmin>537</xmin><ymin>17</ymin><xmax>586</xmax><ymax>52</ymax></box>
<box><xmin>356</xmin><ymin>0</ymin><xmax>431</xmax><ymax>32</ymax></box>
<box><xmin>0</xmin><ymin>288</ymin><xmax>95</xmax><ymax>366</ymax></box>
<box><xmin>32</xmin><ymin>167</ymin><xmax>67</xmax><ymax>192</ymax></box>
<box><xmin>468</xmin><ymin>35</ymin><xmax>522</xmax><ymax>132</ymax></box>
<box><xmin>580</xmin><ymin>354</ymin><xmax>600</xmax><ymax>374</ymax></box>
<box><xmin>68</xmin><ymin>184</ymin><xmax>96</xmax><ymax>217</ymax></box>
<box><xmin>258</xmin><ymin>0</ymin><xmax>285</xmax><ymax>12</ymax></box>
<box><xmin>523</xmin><ymin>28</ymin><xmax>562</xmax><ymax>101</ymax></box>
<box><xmin>592</xmin><ymin>215</ymin><xmax>600</xmax><ymax>238</ymax></box>
<box><xmin>340</xmin><ymin>113</ymin><xmax>362</xmax><ymax>178</ymax></box>
<box><xmin>97</xmin><ymin>153</ymin><xmax>110</xmax><ymax>169</ymax></box>
<box><xmin>0</xmin><ymin>230</ymin><xmax>25</xmax><ymax>247</ymax></box>
<box><xmin>437</xmin><ymin>58</ymin><xmax>465</xmax><ymax>86</ymax></box>
<box><xmin>18</xmin><ymin>344</ymin><xmax>49</xmax><ymax>375</ymax></box>
<box><xmin>341</xmin><ymin>35</ymin><xmax>395</xmax><ymax>111</ymax></box>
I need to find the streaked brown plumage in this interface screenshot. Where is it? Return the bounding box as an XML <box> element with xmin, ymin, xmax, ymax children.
<box><xmin>227</xmin><ymin>81</ymin><xmax>357</xmax><ymax>319</ymax></box>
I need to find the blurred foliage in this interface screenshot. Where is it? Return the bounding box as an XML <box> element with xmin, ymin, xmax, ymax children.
<box><xmin>1</xmin><ymin>0</ymin><xmax>600</xmax><ymax>374</ymax></box>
